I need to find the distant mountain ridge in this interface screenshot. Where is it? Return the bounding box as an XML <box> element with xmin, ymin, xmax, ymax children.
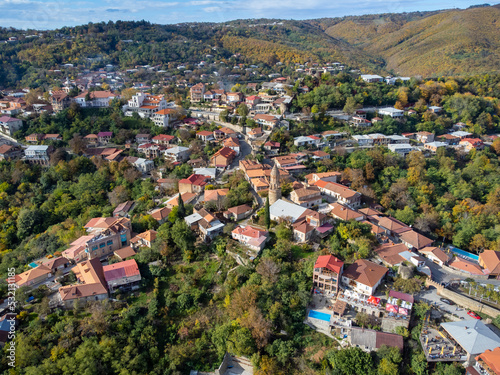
<box><xmin>0</xmin><ymin>5</ymin><xmax>499</xmax><ymax>87</ymax></box>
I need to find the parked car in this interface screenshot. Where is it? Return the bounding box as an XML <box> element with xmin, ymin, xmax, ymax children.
<box><xmin>440</xmin><ymin>298</ymin><xmax>454</xmax><ymax>305</ymax></box>
<box><xmin>467</xmin><ymin>310</ymin><xmax>481</xmax><ymax>319</ymax></box>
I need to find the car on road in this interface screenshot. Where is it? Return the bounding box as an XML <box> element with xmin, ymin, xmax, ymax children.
<box><xmin>440</xmin><ymin>298</ymin><xmax>454</xmax><ymax>305</ymax></box>
<box><xmin>467</xmin><ymin>310</ymin><xmax>481</xmax><ymax>319</ymax></box>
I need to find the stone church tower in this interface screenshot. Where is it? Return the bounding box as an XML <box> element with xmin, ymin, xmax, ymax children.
<box><xmin>269</xmin><ymin>164</ymin><xmax>281</xmax><ymax>205</ymax></box>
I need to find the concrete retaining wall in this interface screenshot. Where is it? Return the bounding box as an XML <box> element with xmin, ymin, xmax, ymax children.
<box><xmin>425</xmin><ymin>279</ymin><xmax>500</xmax><ymax>318</ymax></box>
<box><xmin>441</xmin><ymin>264</ymin><xmax>489</xmax><ymax>280</ymax></box>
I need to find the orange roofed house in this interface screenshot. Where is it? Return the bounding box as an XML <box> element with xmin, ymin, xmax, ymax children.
<box><xmin>472</xmin><ymin>347</ymin><xmax>500</xmax><ymax>375</ymax></box>
<box><xmin>62</xmin><ymin>217</ymin><xmax>132</xmax><ymax>262</ymax></box>
<box><xmin>58</xmin><ymin>258</ymin><xmax>109</xmax><ymax>307</ymax></box>
<box><xmin>103</xmin><ymin>259</ymin><xmax>141</xmax><ymax>293</ymax></box>
<box><xmin>231</xmin><ymin>225</ymin><xmax>269</xmax><ymax>252</ymax></box>
<box><xmin>210</xmin><ymin>147</ymin><xmax>236</xmax><ymax>168</ymax></box>
<box><xmin>478</xmin><ymin>250</ymin><xmax>500</xmax><ymax>279</ymax></box>
<box><xmin>313</xmin><ymin>255</ymin><xmax>344</xmax><ymax>295</ymax></box>
<box><xmin>341</xmin><ymin>259</ymin><xmax>388</xmax><ymax>296</ymax></box>
<box><xmin>178</xmin><ymin>173</ymin><xmax>210</xmax><ymax>194</ymax></box>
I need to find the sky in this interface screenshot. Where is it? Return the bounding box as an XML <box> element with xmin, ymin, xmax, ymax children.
<box><xmin>0</xmin><ymin>0</ymin><xmax>495</xmax><ymax>30</ymax></box>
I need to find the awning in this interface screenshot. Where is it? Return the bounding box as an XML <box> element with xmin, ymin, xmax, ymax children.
<box><xmin>367</xmin><ymin>296</ymin><xmax>380</xmax><ymax>306</ymax></box>
<box><xmin>386</xmin><ymin>304</ymin><xmax>398</xmax><ymax>313</ymax></box>
<box><xmin>399</xmin><ymin>307</ymin><xmax>409</xmax><ymax>316</ymax></box>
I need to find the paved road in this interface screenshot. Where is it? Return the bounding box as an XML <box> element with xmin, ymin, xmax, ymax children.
<box><xmin>426</xmin><ymin>259</ymin><xmax>500</xmax><ymax>287</ymax></box>
<box><xmin>416</xmin><ymin>288</ymin><xmax>471</xmax><ymax>320</ymax></box>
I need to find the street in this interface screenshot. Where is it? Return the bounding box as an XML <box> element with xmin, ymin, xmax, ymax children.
<box><xmin>416</xmin><ymin>288</ymin><xmax>472</xmax><ymax>320</ymax></box>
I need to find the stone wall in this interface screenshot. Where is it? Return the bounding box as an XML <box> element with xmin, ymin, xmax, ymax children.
<box><xmin>425</xmin><ymin>279</ymin><xmax>500</xmax><ymax>318</ymax></box>
<box><xmin>440</xmin><ymin>264</ymin><xmax>489</xmax><ymax>280</ymax></box>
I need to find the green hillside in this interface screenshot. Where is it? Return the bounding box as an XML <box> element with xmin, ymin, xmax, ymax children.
<box><xmin>324</xmin><ymin>5</ymin><xmax>500</xmax><ymax>76</ymax></box>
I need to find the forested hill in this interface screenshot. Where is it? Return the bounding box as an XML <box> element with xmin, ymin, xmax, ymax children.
<box><xmin>1</xmin><ymin>4</ymin><xmax>500</xmax><ymax>87</ymax></box>
<box><xmin>321</xmin><ymin>4</ymin><xmax>500</xmax><ymax>76</ymax></box>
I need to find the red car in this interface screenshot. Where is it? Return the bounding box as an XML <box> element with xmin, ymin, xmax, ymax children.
<box><xmin>467</xmin><ymin>311</ymin><xmax>481</xmax><ymax>320</ymax></box>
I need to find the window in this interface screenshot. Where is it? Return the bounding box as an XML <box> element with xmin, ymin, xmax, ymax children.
<box><xmin>106</xmin><ymin>240</ymin><xmax>113</xmax><ymax>246</ymax></box>
<box><xmin>99</xmin><ymin>243</ymin><xmax>105</xmax><ymax>248</ymax></box>
<box><xmin>92</xmin><ymin>246</ymin><xmax>98</xmax><ymax>251</ymax></box>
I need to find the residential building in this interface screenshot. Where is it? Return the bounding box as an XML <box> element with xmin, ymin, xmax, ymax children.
<box><xmin>374</xmin><ymin>243</ymin><xmax>412</xmax><ymax>267</ymax></box>
<box><xmin>152</xmin><ymin>134</ymin><xmax>176</xmax><ymax>145</ymax></box>
<box><xmin>352</xmin><ymin>135</ymin><xmax>373</xmax><ymax>146</ymax></box>
<box><xmin>0</xmin><ymin>144</ymin><xmax>23</xmax><ymax>160</ymax></box>
<box><xmin>378</xmin><ymin>107</ymin><xmax>404</xmax><ymax>118</ymax></box>
<box><xmin>424</xmin><ymin>141</ymin><xmax>448</xmax><ymax>152</ymax></box>
<box><xmin>341</xmin><ymin>259</ymin><xmax>388</xmax><ymax>296</ymax></box>
<box><xmin>473</xmin><ymin>347</ymin><xmax>500</xmax><ymax>375</ymax></box>
<box><xmin>311</xmin><ymin>150</ymin><xmax>330</xmax><ymax>160</ymax></box>
<box><xmin>197</xmin><ymin>209</ymin><xmax>224</xmax><ymax>240</ymax></box>
<box><xmin>165</xmin><ymin>192</ymin><xmax>196</xmax><ymax>208</ymax></box>
<box><xmin>84</xmin><ymin>134</ymin><xmax>99</xmax><ymax>146</ymax></box>
<box><xmin>313</xmin><ymin>255</ymin><xmax>344</xmax><ymax>295</ymax></box>
<box><xmin>428</xmin><ymin>106</ymin><xmax>442</xmax><ymax>113</ymax></box>
<box><xmin>132</xmin><ymin>158</ymin><xmax>154</xmax><ymax>173</ymax></box>
<box><xmin>350</xmin><ymin>116</ymin><xmax>372</xmax><ymax>128</ymax></box>
<box><xmin>179</xmin><ymin>173</ymin><xmax>209</xmax><ymax>194</ymax></box>
<box><xmin>204</xmin><ymin>188</ymin><xmax>229</xmax><ymax>204</ymax></box>
<box><xmin>223</xmin><ymin>136</ymin><xmax>240</xmax><ymax>155</ymax></box>
<box><xmin>51</xmin><ymin>91</ymin><xmax>71</xmax><ymax>112</ymax></box>
<box><xmin>305</xmin><ymin>172</ymin><xmax>341</xmax><ymax>186</ymax></box>
<box><xmin>223</xmin><ymin>204</ymin><xmax>253</xmax><ymax>221</ymax></box>
<box><xmin>460</xmin><ymin>138</ymin><xmax>484</xmax><ymax>151</ymax></box>
<box><xmin>269</xmin><ymin>199</ymin><xmax>308</xmax><ymax>223</ymax></box>
<box><xmin>25</xmin><ymin>133</ymin><xmax>43</xmax><ymax>143</ymax></box>
<box><xmin>223</xmin><ymin>92</ymin><xmax>243</xmax><ymax>103</ymax></box>
<box><xmin>58</xmin><ymin>258</ymin><xmax>108</xmax><ymax>307</ymax></box>
<box><xmin>98</xmin><ymin>131</ymin><xmax>113</xmax><ymax>144</ymax></box>
<box><xmin>329</xmin><ymin>203</ymin><xmax>364</xmax><ymax>221</ymax></box>
<box><xmin>114</xmin><ymin>247</ymin><xmax>137</xmax><ymax>261</ymax></box>
<box><xmin>135</xmin><ymin>230</ymin><xmax>157</xmax><ymax>248</ymax></box>
<box><xmin>294</xmin><ymin>135</ymin><xmax>321</xmax><ymax>147</ymax></box>
<box><xmin>43</xmin><ymin>134</ymin><xmax>62</xmax><ymax>141</ymax></box>
<box><xmin>360</xmin><ymin>74</ymin><xmax>384</xmax><ymax>83</ymax></box>
<box><xmin>450</xmin><ymin>130</ymin><xmax>473</xmax><ymax>139</ymax></box>
<box><xmin>349</xmin><ymin>328</ymin><xmax>404</xmax><ymax>353</ymax></box>
<box><xmin>24</xmin><ymin>145</ymin><xmax>53</xmax><ymax>166</ymax></box>
<box><xmin>190</xmin><ymin>83</ymin><xmax>205</xmax><ymax>102</ymax></box>
<box><xmin>125</xmin><ymin>92</ymin><xmax>167</xmax><ymax>118</ymax></box>
<box><xmin>103</xmin><ymin>259</ymin><xmax>141</xmax><ymax>293</ymax></box>
<box><xmin>82</xmin><ymin>217</ymin><xmax>132</xmax><ymax>260</ymax></box>
<box><xmin>197</xmin><ymin>130</ymin><xmax>215</xmax><ymax>142</ymax></box>
<box><xmin>137</xmin><ymin>143</ymin><xmax>166</xmax><ymax>159</ymax></box>
<box><xmin>387</xmin><ymin>143</ymin><xmax>416</xmax><ymax>157</ymax></box>
<box><xmin>478</xmin><ymin>250</ymin><xmax>500</xmax><ymax>278</ymax></box>
<box><xmin>437</xmin><ymin>133</ymin><xmax>460</xmax><ymax>145</ymax></box>
<box><xmin>313</xmin><ymin>181</ymin><xmax>362</xmax><ymax>207</ymax></box>
<box><xmin>152</xmin><ymin>108</ymin><xmax>177</xmax><ymax>127</ymax></box>
<box><xmin>264</xmin><ymin>141</ymin><xmax>280</xmax><ymax>154</ymax></box>
<box><xmin>399</xmin><ymin>230</ymin><xmax>433</xmax><ymax>250</ymax></box>
<box><xmin>248</xmin><ymin>127</ymin><xmax>264</xmax><ymax>139</ymax></box>
<box><xmin>13</xmin><ymin>264</ymin><xmax>52</xmax><ymax>287</ymax></box>
<box><xmin>164</xmin><ymin>146</ymin><xmax>190</xmax><ymax>163</ymax></box>
<box><xmin>136</xmin><ymin>134</ymin><xmax>151</xmax><ymax>144</ymax></box>
<box><xmin>231</xmin><ymin>225</ymin><xmax>269</xmax><ymax>252</ymax></box>
<box><xmin>113</xmin><ymin>201</ymin><xmax>135</xmax><ymax>218</ymax></box>
<box><xmin>150</xmin><ymin>206</ymin><xmax>172</xmax><ymax>225</ymax></box>
<box><xmin>290</xmin><ymin>186</ymin><xmax>322</xmax><ymax>208</ymax></box>
<box><xmin>0</xmin><ymin>115</ymin><xmax>22</xmax><ymax>135</ymax></box>
<box><xmin>415</xmin><ymin>131</ymin><xmax>435</xmax><ymax>143</ymax></box>
<box><xmin>210</xmin><ymin>147</ymin><xmax>236</xmax><ymax>168</ymax></box>
<box><xmin>418</xmin><ymin>246</ymin><xmax>451</xmax><ymax>266</ymax></box>
<box><xmin>254</xmin><ymin>114</ymin><xmax>279</xmax><ymax>129</ymax></box>
<box><xmin>369</xmin><ymin>216</ymin><xmax>410</xmax><ymax>238</ymax></box>
<box><xmin>74</xmin><ymin>90</ymin><xmax>118</xmax><ymax>107</ymax></box>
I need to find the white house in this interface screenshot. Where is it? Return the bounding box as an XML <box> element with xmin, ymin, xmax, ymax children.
<box><xmin>164</xmin><ymin>146</ymin><xmax>190</xmax><ymax>163</ymax></box>
<box><xmin>378</xmin><ymin>108</ymin><xmax>404</xmax><ymax>118</ymax></box>
<box><xmin>360</xmin><ymin>74</ymin><xmax>384</xmax><ymax>83</ymax></box>
<box><xmin>0</xmin><ymin>116</ymin><xmax>22</xmax><ymax>136</ymax></box>
<box><xmin>387</xmin><ymin>143</ymin><xmax>415</xmax><ymax>157</ymax></box>
<box><xmin>341</xmin><ymin>259</ymin><xmax>388</xmax><ymax>296</ymax></box>
<box><xmin>133</xmin><ymin>158</ymin><xmax>155</xmax><ymax>173</ymax></box>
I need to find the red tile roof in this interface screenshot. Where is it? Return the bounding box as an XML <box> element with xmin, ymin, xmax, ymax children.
<box><xmin>179</xmin><ymin>173</ymin><xmax>209</xmax><ymax>186</ymax></box>
<box><xmin>314</xmin><ymin>255</ymin><xmax>343</xmax><ymax>274</ymax></box>
<box><xmin>103</xmin><ymin>259</ymin><xmax>140</xmax><ymax>281</ymax></box>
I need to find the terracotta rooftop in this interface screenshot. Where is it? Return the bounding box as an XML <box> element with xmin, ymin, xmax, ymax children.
<box><xmin>314</xmin><ymin>255</ymin><xmax>343</xmax><ymax>274</ymax></box>
<box><xmin>342</xmin><ymin>259</ymin><xmax>388</xmax><ymax>287</ymax></box>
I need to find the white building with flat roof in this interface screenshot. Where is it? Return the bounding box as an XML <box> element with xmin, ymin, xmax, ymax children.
<box><xmin>378</xmin><ymin>107</ymin><xmax>404</xmax><ymax>118</ymax></box>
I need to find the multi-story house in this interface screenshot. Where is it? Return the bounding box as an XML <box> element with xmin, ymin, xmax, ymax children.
<box><xmin>210</xmin><ymin>147</ymin><xmax>236</xmax><ymax>168</ymax></box>
<box><xmin>254</xmin><ymin>114</ymin><xmax>279</xmax><ymax>130</ymax></box>
<box><xmin>190</xmin><ymin>83</ymin><xmax>205</xmax><ymax>102</ymax></box>
<box><xmin>179</xmin><ymin>173</ymin><xmax>209</xmax><ymax>194</ymax></box>
<box><xmin>25</xmin><ymin>133</ymin><xmax>43</xmax><ymax>143</ymax></box>
<box><xmin>231</xmin><ymin>225</ymin><xmax>269</xmax><ymax>252</ymax></box>
<box><xmin>0</xmin><ymin>145</ymin><xmax>23</xmax><ymax>161</ymax></box>
<box><xmin>125</xmin><ymin>92</ymin><xmax>167</xmax><ymax>118</ymax></box>
<box><xmin>137</xmin><ymin>143</ymin><xmax>166</xmax><ymax>159</ymax></box>
<box><xmin>103</xmin><ymin>259</ymin><xmax>141</xmax><ymax>293</ymax></box>
<box><xmin>152</xmin><ymin>134</ymin><xmax>176</xmax><ymax>145</ymax></box>
<box><xmin>24</xmin><ymin>145</ymin><xmax>53</xmax><ymax>166</ymax></box>
<box><xmin>0</xmin><ymin>115</ymin><xmax>22</xmax><ymax>136</ymax></box>
<box><xmin>51</xmin><ymin>91</ymin><xmax>71</xmax><ymax>112</ymax></box>
<box><xmin>98</xmin><ymin>131</ymin><xmax>113</xmax><ymax>144</ymax></box>
<box><xmin>341</xmin><ymin>259</ymin><xmax>388</xmax><ymax>296</ymax></box>
<box><xmin>74</xmin><ymin>90</ymin><xmax>119</xmax><ymax>107</ymax></box>
<box><xmin>313</xmin><ymin>181</ymin><xmax>362</xmax><ymax>207</ymax></box>
<box><xmin>290</xmin><ymin>187</ymin><xmax>322</xmax><ymax>208</ymax></box>
<box><xmin>152</xmin><ymin>108</ymin><xmax>176</xmax><ymax>127</ymax></box>
<box><xmin>313</xmin><ymin>255</ymin><xmax>344</xmax><ymax>295</ymax></box>
<box><xmin>164</xmin><ymin>146</ymin><xmax>190</xmax><ymax>163</ymax></box>
<box><xmin>415</xmin><ymin>131</ymin><xmax>435</xmax><ymax>144</ymax></box>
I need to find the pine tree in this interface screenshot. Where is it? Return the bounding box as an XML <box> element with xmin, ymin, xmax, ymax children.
<box><xmin>177</xmin><ymin>193</ymin><xmax>186</xmax><ymax>219</ymax></box>
<box><xmin>265</xmin><ymin>196</ymin><xmax>271</xmax><ymax>229</ymax></box>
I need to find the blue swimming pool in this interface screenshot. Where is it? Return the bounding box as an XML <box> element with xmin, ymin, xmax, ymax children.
<box><xmin>450</xmin><ymin>247</ymin><xmax>479</xmax><ymax>261</ymax></box>
<box><xmin>28</xmin><ymin>262</ymin><xmax>38</xmax><ymax>268</ymax></box>
<box><xmin>308</xmin><ymin>310</ymin><xmax>331</xmax><ymax>322</ymax></box>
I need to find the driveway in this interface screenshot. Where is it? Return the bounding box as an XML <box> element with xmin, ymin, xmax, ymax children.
<box><xmin>416</xmin><ymin>288</ymin><xmax>472</xmax><ymax>320</ymax></box>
